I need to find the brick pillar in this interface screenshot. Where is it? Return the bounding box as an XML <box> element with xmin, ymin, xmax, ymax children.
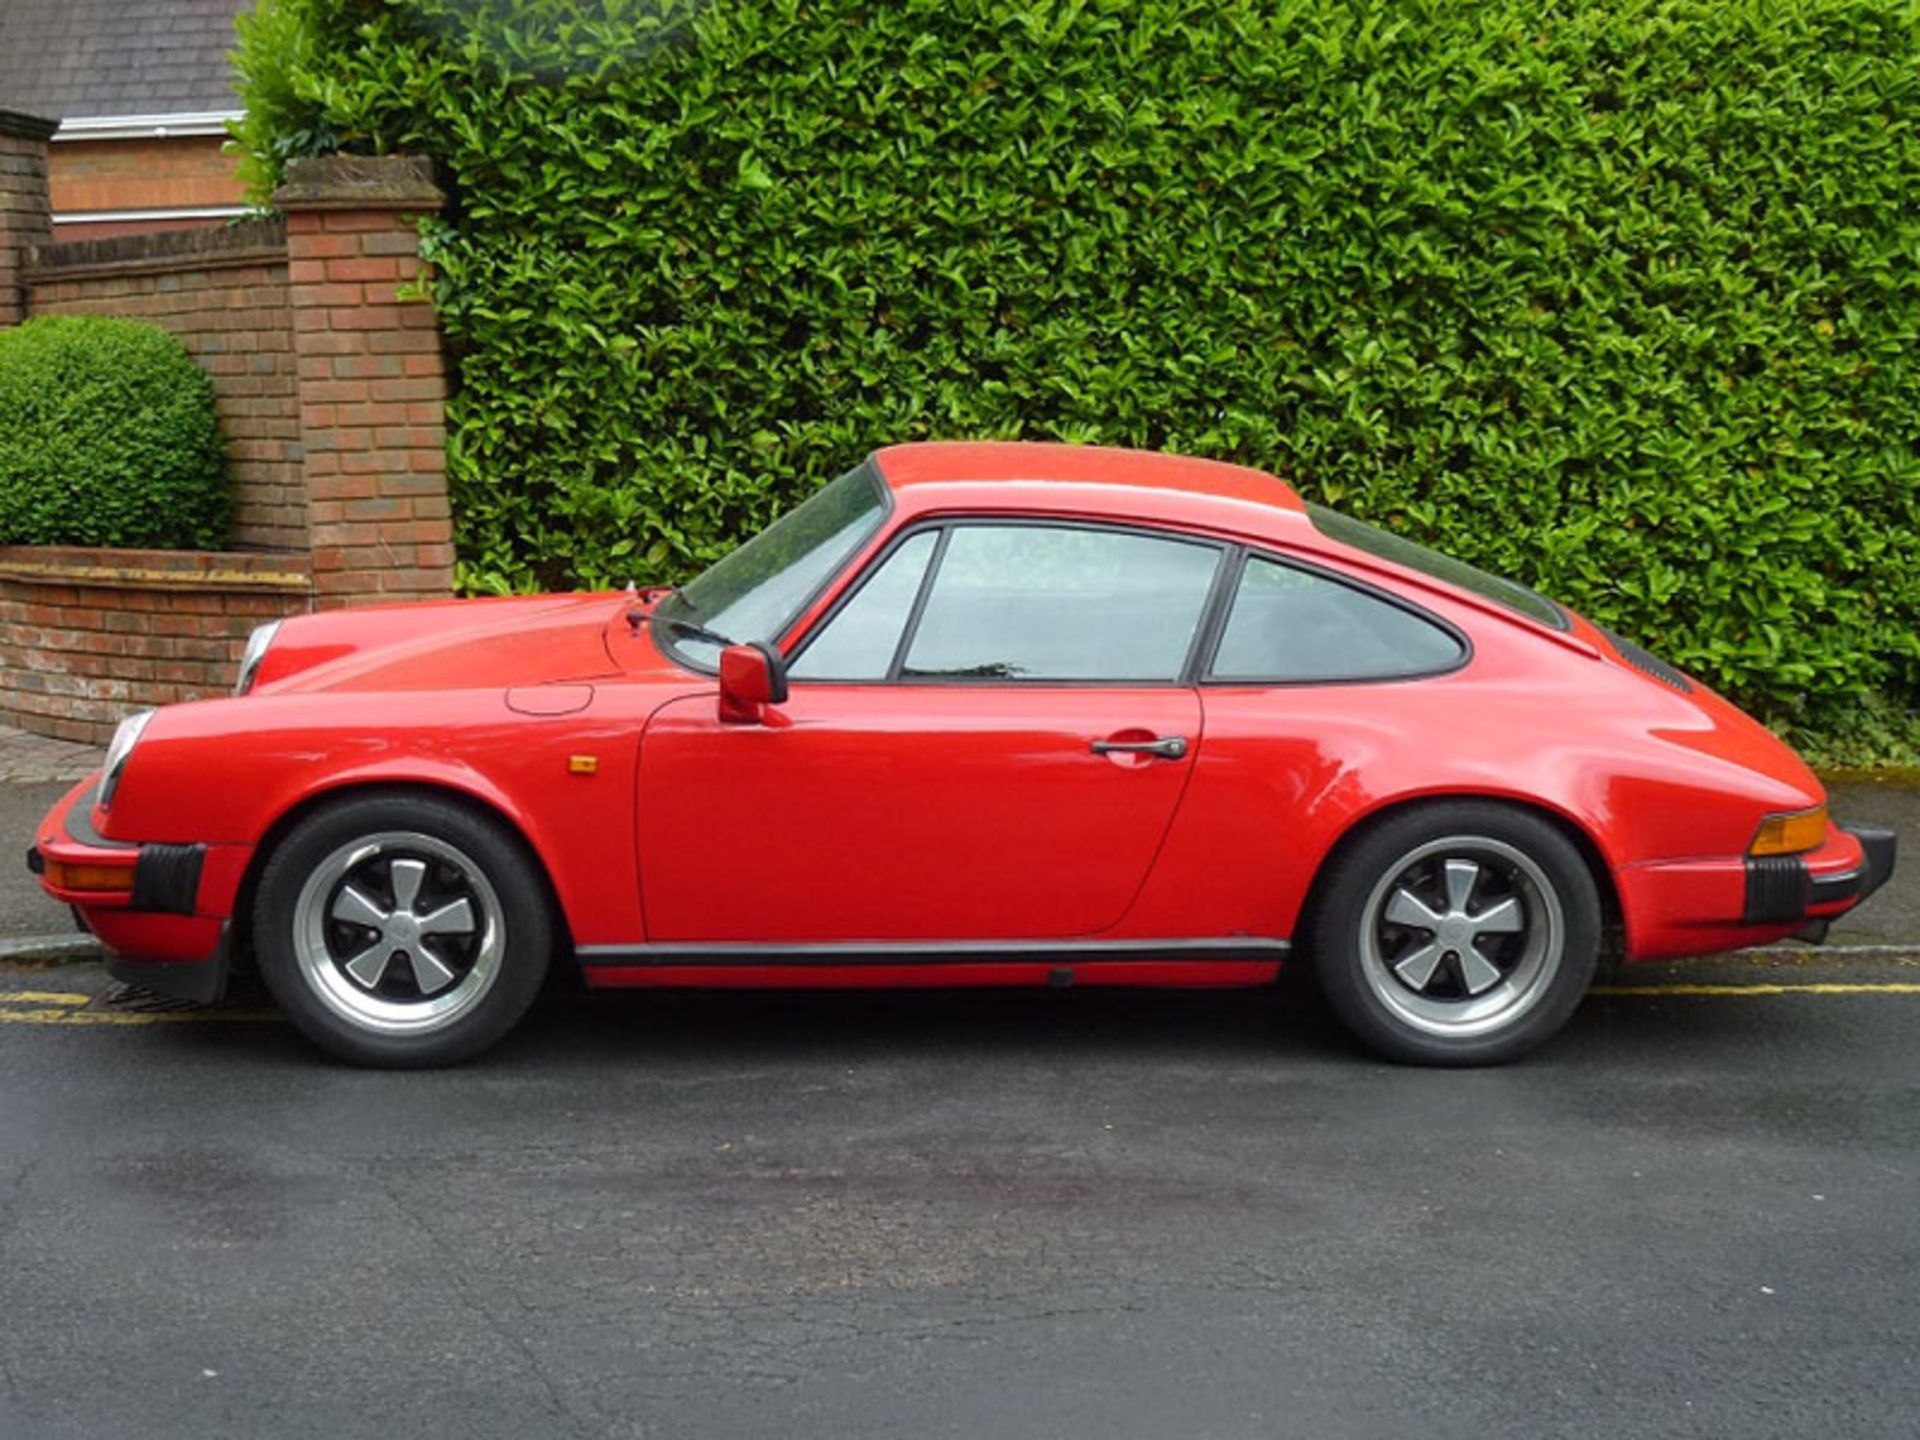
<box><xmin>274</xmin><ymin>155</ymin><xmax>453</xmax><ymax>608</ymax></box>
<box><xmin>0</xmin><ymin>110</ymin><xmax>56</xmax><ymax>328</ymax></box>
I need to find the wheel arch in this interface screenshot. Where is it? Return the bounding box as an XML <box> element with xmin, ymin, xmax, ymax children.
<box><xmin>229</xmin><ymin>779</ymin><xmax>573</xmax><ymax>968</ymax></box>
<box><xmin>1291</xmin><ymin>791</ymin><xmax>1623</xmax><ymax>964</ymax></box>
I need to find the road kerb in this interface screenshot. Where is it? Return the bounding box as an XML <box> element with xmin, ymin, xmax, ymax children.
<box><xmin>0</xmin><ymin>934</ymin><xmax>102</xmax><ymax>966</ymax></box>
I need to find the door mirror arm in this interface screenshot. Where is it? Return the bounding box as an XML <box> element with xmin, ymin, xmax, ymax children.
<box><xmin>717</xmin><ymin>641</ymin><xmax>789</xmax><ymax>724</ymax></box>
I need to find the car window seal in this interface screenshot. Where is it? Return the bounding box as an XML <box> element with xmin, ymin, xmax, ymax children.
<box><xmin>886</xmin><ymin>524</ymin><xmax>951</xmax><ymax>683</ymax></box>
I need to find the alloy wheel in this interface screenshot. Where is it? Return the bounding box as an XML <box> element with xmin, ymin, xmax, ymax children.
<box><xmin>1356</xmin><ymin>834</ymin><xmax>1565</xmax><ymax>1040</ymax></box>
<box><xmin>291</xmin><ymin>830</ymin><xmax>505</xmax><ymax>1036</ymax></box>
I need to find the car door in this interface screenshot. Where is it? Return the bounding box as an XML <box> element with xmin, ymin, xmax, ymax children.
<box><xmin>637</xmin><ymin>520</ymin><xmax>1227</xmax><ymax>943</ymax></box>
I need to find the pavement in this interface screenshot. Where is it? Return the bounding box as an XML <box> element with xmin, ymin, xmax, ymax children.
<box><xmin>0</xmin><ymin>721</ymin><xmax>1917</xmax><ymax>1438</ymax></box>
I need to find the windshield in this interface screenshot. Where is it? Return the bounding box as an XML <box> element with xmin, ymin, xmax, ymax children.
<box><xmin>1307</xmin><ymin>504</ymin><xmax>1568</xmax><ymax>630</ymax></box>
<box><xmin>656</xmin><ymin>461</ymin><xmax>890</xmax><ymax>667</ymax></box>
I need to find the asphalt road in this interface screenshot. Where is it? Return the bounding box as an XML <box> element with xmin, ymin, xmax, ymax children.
<box><xmin>1</xmin><ymin>962</ymin><xmax>1916</xmax><ymax>1439</ymax></box>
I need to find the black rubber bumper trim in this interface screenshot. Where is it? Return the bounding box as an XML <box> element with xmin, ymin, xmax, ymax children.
<box><xmin>104</xmin><ymin>921</ymin><xmax>232</xmax><ymax>1005</ymax></box>
<box><xmin>1745</xmin><ymin>820</ymin><xmax>1898</xmax><ymax>925</ymax></box>
<box><xmin>61</xmin><ymin>781</ymin><xmax>113</xmax><ymax>847</ymax></box>
<box><xmin>1839</xmin><ymin>822</ymin><xmax>1897</xmax><ymax>907</ymax></box>
<box><xmin>1743</xmin><ymin>854</ymin><xmax>1810</xmax><ymax>924</ymax></box>
<box><xmin>130</xmin><ymin>843</ymin><xmax>205</xmax><ymax>916</ymax></box>
<box><xmin>51</xmin><ymin>781</ymin><xmax>204</xmax><ymax>916</ymax></box>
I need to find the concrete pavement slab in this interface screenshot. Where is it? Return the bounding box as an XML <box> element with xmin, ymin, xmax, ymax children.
<box><xmin>0</xmin><ymin>725</ymin><xmax>98</xmax><ymax>785</ymax></box>
<box><xmin>0</xmin><ymin>780</ymin><xmax>87</xmax><ymax>941</ymax></box>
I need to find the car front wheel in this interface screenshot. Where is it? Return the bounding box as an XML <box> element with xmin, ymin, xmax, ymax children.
<box><xmin>1311</xmin><ymin>803</ymin><xmax>1601</xmax><ymax>1065</ymax></box>
<box><xmin>253</xmin><ymin>793</ymin><xmax>552</xmax><ymax>1067</ymax></box>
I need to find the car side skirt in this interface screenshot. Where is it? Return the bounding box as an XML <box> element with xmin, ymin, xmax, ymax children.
<box><xmin>576</xmin><ymin>937</ymin><xmax>1288</xmax><ymax>991</ymax></box>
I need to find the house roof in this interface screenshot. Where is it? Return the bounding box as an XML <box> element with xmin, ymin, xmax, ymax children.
<box><xmin>0</xmin><ymin>0</ymin><xmax>247</xmax><ymax>122</ymax></box>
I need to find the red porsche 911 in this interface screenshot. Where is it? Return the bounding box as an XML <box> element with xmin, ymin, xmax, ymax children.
<box><xmin>29</xmin><ymin>442</ymin><xmax>1895</xmax><ymax>1067</ymax></box>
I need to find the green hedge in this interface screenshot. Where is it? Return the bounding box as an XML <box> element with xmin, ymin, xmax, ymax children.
<box><xmin>0</xmin><ymin>316</ymin><xmax>230</xmax><ymax>550</ymax></box>
<box><xmin>237</xmin><ymin>0</ymin><xmax>1920</xmax><ymax>751</ymax></box>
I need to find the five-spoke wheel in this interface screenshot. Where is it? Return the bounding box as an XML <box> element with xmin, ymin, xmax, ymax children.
<box><xmin>293</xmin><ymin>832</ymin><xmax>504</xmax><ymax>1036</ymax></box>
<box><xmin>255</xmin><ymin>794</ymin><xmax>551</xmax><ymax>1067</ymax></box>
<box><xmin>1312</xmin><ymin>803</ymin><xmax>1601</xmax><ymax>1064</ymax></box>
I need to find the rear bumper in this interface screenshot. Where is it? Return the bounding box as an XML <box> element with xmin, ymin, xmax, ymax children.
<box><xmin>1745</xmin><ymin>823</ymin><xmax>1895</xmax><ymax>924</ymax></box>
<box><xmin>27</xmin><ymin>775</ymin><xmax>246</xmax><ymax>1002</ymax></box>
<box><xmin>1618</xmin><ymin>819</ymin><xmax>1896</xmax><ymax>961</ymax></box>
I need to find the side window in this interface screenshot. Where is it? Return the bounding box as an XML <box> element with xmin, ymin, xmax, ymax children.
<box><xmin>790</xmin><ymin>530</ymin><xmax>938</xmax><ymax>680</ymax></box>
<box><xmin>1209</xmin><ymin>555</ymin><xmax>1464</xmax><ymax>682</ymax></box>
<box><xmin>900</xmin><ymin>525</ymin><xmax>1220</xmax><ymax>682</ymax></box>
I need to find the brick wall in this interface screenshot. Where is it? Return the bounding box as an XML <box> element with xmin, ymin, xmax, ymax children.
<box><xmin>0</xmin><ymin>110</ymin><xmax>56</xmax><ymax>327</ymax></box>
<box><xmin>0</xmin><ymin>138</ymin><xmax>459</xmax><ymax>744</ymax></box>
<box><xmin>0</xmin><ymin>547</ymin><xmax>312</xmax><ymax>743</ymax></box>
<box><xmin>27</xmin><ymin>221</ymin><xmax>305</xmax><ymax>552</ymax></box>
<box><xmin>277</xmin><ymin>157</ymin><xmax>455</xmax><ymax>607</ymax></box>
<box><xmin>51</xmin><ymin>134</ymin><xmax>246</xmax><ymax>236</ymax></box>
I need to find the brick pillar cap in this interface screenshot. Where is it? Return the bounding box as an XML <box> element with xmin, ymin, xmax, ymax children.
<box><xmin>0</xmin><ymin>109</ymin><xmax>58</xmax><ymax>142</ymax></box>
<box><xmin>273</xmin><ymin>154</ymin><xmax>445</xmax><ymax>213</ymax></box>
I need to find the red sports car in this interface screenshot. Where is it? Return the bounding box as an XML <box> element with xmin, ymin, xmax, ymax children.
<box><xmin>28</xmin><ymin>443</ymin><xmax>1896</xmax><ymax>1067</ymax></box>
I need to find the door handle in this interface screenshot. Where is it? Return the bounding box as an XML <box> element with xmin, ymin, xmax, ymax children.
<box><xmin>1090</xmin><ymin>735</ymin><xmax>1189</xmax><ymax>760</ymax></box>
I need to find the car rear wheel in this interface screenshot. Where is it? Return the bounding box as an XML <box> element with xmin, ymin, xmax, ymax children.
<box><xmin>1310</xmin><ymin>803</ymin><xmax>1601</xmax><ymax>1065</ymax></box>
<box><xmin>253</xmin><ymin>794</ymin><xmax>552</xmax><ymax>1067</ymax></box>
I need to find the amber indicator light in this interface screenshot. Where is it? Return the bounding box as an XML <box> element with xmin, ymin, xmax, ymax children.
<box><xmin>1749</xmin><ymin>805</ymin><xmax>1828</xmax><ymax>857</ymax></box>
<box><xmin>46</xmin><ymin>860</ymin><xmax>137</xmax><ymax>892</ymax></box>
<box><xmin>568</xmin><ymin>755</ymin><xmax>599</xmax><ymax>775</ymax></box>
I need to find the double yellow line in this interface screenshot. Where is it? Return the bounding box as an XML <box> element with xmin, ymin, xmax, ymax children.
<box><xmin>0</xmin><ymin>990</ymin><xmax>277</xmax><ymax>1026</ymax></box>
<box><xmin>1593</xmin><ymin>981</ymin><xmax>1920</xmax><ymax>997</ymax></box>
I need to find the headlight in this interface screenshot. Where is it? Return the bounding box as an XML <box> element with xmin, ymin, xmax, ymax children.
<box><xmin>99</xmin><ymin>709</ymin><xmax>154</xmax><ymax>810</ymax></box>
<box><xmin>234</xmin><ymin>619</ymin><xmax>282</xmax><ymax>696</ymax></box>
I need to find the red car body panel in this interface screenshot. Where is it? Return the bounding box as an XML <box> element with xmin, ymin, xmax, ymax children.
<box><xmin>30</xmin><ymin>441</ymin><xmax>1887</xmax><ymax>999</ymax></box>
<box><xmin>637</xmin><ymin>685</ymin><xmax>1203</xmax><ymax>941</ymax></box>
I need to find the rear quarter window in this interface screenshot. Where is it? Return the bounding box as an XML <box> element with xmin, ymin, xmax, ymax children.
<box><xmin>1307</xmin><ymin>504</ymin><xmax>1567</xmax><ymax>631</ymax></box>
<box><xmin>1208</xmin><ymin>555</ymin><xmax>1465</xmax><ymax>682</ymax></box>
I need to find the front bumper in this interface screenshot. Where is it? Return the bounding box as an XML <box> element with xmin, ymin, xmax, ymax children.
<box><xmin>1618</xmin><ymin>819</ymin><xmax>1896</xmax><ymax>961</ymax></box>
<box><xmin>26</xmin><ymin>774</ymin><xmax>250</xmax><ymax>1002</ymax></box>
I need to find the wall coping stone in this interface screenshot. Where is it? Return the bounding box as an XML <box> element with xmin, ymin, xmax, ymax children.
<box><xmin>0</xmin><ymin>111</ymin><xmax>58</xmax><ymax>143</ymax></box>
<box><xmin>27</xmin><ymin>218</ymin><xmax>287</xmax><ymax>284</ymax></box>
<box><xmin>0</xmin><ymin>546</ymin><xmax>313</xmax><ymax>594</ymax></box>
<box><xmin>273</xmin><ymin>155</ymin><xmax>445</xmax><ymax>213</ymax></box>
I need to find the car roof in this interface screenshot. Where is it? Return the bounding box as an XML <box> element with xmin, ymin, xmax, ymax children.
<box><xmin>870</xmin><ymin>442</ymin><xmax>1305</xmax><ymax>514</ymax></box>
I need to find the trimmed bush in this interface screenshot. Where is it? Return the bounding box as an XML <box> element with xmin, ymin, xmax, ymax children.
<box><xmin>237</xmin><ymin>0</ymin><xmax>1920</xmax><ymax>748</ymax></box>
<box><xmin>0</xmin><ymin>316</ymin><xmax>230</xmax><ymax>550</ymax></box>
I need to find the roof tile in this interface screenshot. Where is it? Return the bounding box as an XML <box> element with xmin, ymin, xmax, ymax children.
<box><xmin>0</xmin><ymin>0</ymin><xmax>246</xmax><ymax>121</ymax></box>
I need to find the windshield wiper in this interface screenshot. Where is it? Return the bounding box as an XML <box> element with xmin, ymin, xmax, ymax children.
<box><xmin>656</xmin><ymin>613</ymin><xmax>737</xmax><ymax>649</ymax></box>
<box><xmin>626</xmin><ymin>587</ymin><xmax>736</xmax><ymax>649</ymax></box>
<box><xmin>900</xmin><ymin>661</ymin><xmax>1027</xmax><ymax>679</ymax></box>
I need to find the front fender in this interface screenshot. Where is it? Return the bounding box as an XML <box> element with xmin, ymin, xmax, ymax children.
<box><xmin>96</xmin><ymin>689</ymin><xmax>652</xmax><ymax>946</ymax></box>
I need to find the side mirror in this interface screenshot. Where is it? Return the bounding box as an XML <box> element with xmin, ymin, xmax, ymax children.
<box><xmin>717</xmin><ymin>641</ymin><xmax>789</xmax><ymax>725</ymax></box>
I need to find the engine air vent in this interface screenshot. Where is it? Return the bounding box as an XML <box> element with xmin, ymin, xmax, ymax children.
<box><xmin>1600</xmin><ymin>627</ymin><xmax>1693</xmax><ymax>694</ymax></box>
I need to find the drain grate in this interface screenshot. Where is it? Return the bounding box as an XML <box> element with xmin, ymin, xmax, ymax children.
<box><xmin>94</xmin><ymin>982</ymin><xmax>207</xmax><ymax>1015</ymax></box>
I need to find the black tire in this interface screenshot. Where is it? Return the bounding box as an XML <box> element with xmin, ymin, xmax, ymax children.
<box><xmin>1310</xmin><ymin>802</ymin><xmax>1601</xmax><ymax>1065</ymax></box>
<box><xmin>253</xmin><ymin>792</ymin><xmax>553</xmax><ymax>1067</ymax></box>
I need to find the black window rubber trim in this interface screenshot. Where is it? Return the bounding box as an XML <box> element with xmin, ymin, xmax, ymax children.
<box><xmin>786</xmin><ymin>514</ymin><xmax>1233</xmax><ymax>689</ymax></box>
<box><xmin>658</xmin><ymin>457</ymin><xmax>895</xmax><ymax>678</ymax></box>
<box><xmin>1197</xmin><ymin>546</ymin><xmax>1473</xmax><ymax>688</ymax></box>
